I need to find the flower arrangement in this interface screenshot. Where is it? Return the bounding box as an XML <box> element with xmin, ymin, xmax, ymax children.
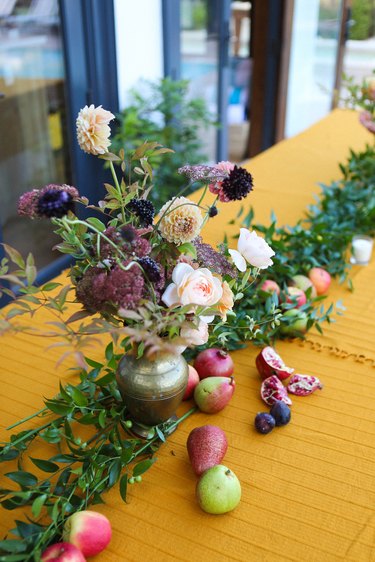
<box><xmin>1</xmin><ymin>104</ymin><xmax>275</xmax><ymax>363</ymax></box>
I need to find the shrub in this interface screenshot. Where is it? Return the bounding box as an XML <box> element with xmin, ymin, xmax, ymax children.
<box><xmin>112</xmin><ymin>78</ymin><xmax>217</xmax><ymax>206</ymax></box>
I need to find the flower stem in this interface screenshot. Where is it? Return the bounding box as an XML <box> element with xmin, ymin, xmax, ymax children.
<box><xmin>6</xmin><ymin>407</ymin><xmax>48</xmax><ymax>430</ymax></box>
<box><xmin>109</xmin><ymin>161</ymin><xmax>126</xmax><ymax>224</ymax></box>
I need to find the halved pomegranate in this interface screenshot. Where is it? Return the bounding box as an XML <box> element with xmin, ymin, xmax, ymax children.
<box><xmin>287</xmin><ymin>374</ymin><xmax>323</xmax><ymax>396</ymax></box>
<box><xmin>260</xmin><ymin>375</ymin><xmax>292</xmax><ymax>406</ymax></box>
<box><xmin>255</xmin><ymin>346</ymin><xmax>294</xmax><ymax>381</ymax></box>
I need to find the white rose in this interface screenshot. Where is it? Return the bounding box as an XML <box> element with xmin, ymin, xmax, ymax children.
<box><xmin>228</xmin><ymin>228</ymin><xmax>275</xmax><ymax>271</ymax></box>
<box><xmin>180</xmin><ymin>320</ymin><xmax>209</xmax><ymax>346</ymax></box>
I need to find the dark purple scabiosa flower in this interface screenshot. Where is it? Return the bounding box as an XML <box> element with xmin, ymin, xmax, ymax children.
<box><xmin>97</xmin><ymin>226</ymin><xmax>151</xmax><ymax>260</ymax></box>
<box><xmin>37</xmin><ymin>189</ymin><xmax>75</xmax><ymax>218</ymax></box>
<box><xmin>221</xmin><ymin>165</ymin><xmax>253</xmax><ymax>202</ymax></box>
<box><xmin>75</xmin><ymin>261</ymin><xmax>144</xmax><ymax>314</ymax></box>
<box><xmin>127</xmin><ymin>198</ymin><xmax>155</xmax><ymax>227</ymax></box>
<box><xmin>193</xmin><ymin>237</ymin><xmax>237</xmax><ymax>278</ymax></box>
<box><xmin>138</xmin><ymin>257</ymin><xmax>161</xmax><ymax>283</ymax></box>
<box><xmin>18</xmin><ymin>184</ymin><xmax>79</xmax><ymax>219</ymax></box>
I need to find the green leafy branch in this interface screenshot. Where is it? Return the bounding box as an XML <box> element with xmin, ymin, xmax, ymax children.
<box><xmin>0</xmin><ymin>342</ymin><xmax>196</xmax><ymax>561</ymax></box>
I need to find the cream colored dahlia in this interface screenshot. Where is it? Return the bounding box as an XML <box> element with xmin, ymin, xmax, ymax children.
<box><xmin>158</xmin><ymin>197</ymin><xmax>203</xmax><ymax>244</ymax></box>
<box><xmin>76</xmin><ymin>105</ymin><xmax>115</xmax><ymax>155</ymax></box>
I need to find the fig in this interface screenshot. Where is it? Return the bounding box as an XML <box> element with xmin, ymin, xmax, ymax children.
<box><xmin>287</xmin><ymin>374</ymin><xmax>323</xmax><ymax>396</ymax></box>
<box><xmin>270</xmin><ymin>401</ymin><xmax>291</xmax><ymax>426</ymax></box>
<box><xmin>260</xmin><ymin>375</ymin><xmax>292</xmax><ymax>406</ymax></box>
<box><xmin>254</xmin><ymin>413</ymin><xmax>275</xmax><ymax>434</ymax></box>
<box><xmin>255</xmin><ymin>346</ymin><xmax>294</xmax><ymax>381</ymax></box>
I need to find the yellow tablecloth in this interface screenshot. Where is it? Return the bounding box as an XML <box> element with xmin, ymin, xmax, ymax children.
<box><xmin>1</xmin><ymin>109</ymin><xmax>374</xmax><ymax>561</ymax></box>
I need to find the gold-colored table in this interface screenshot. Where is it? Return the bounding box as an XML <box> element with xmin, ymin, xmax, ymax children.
<box><xmin>1</xmin><ymin>109</ymin><xmax>374</xmax><ymax>561</ymax></box>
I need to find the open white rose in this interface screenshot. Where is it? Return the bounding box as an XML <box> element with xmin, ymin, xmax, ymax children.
<box><xmin>229</xmin><ymin>228</ymin><xmax>275</xmax><ymax>271</ymax></box>
<box><xmin>180</xmin><ymin>320</ymin><xmax>209</xmax><ymax>346</ymax></box>
<box><xmin>162</xmin><ymin>263</ymin><xmax>223</xmax><ymax>322</ymax></box>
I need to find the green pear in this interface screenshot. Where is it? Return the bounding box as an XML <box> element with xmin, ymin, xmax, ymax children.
<box><xmin>196</xmin><ymin>464</ymin><xmax>241</xmax><ymax>514</ymax></box>
<box><xmin>194</xmin><ymin>377</ymin><xmax>235</xmax><ymax>413</ymax></box>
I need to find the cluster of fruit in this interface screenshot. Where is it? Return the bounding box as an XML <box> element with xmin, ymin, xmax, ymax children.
<box><xmin>41</xmin><ymin>511</ymin><xmax>111</xmax><ymax>561</ymax></box>
<box><xmin>183</xmin><ymin>348</ymin><xmax>236</xmax><ymax>413</ymax></box>
<box><xmin>254</xmin><ymin>346</ymin><xmax>323</xmax><ymax>435</ymax></box>
<box><xmin>260</xmin><ymin>267</ymin><xmax>332</xmax><ymax>335</ymax></box>
<box><xmin>182</xmin><ymin>349</ymin><xmax>241</xmax><ymax>515</ymax></box>
<box><xmin>187</xmin><ymin>425</ymin><xmax>241</xmax><ymax>515</ymax></box>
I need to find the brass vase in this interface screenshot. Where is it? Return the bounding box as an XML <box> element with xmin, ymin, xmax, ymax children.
<box><xmin>116</xmin><ymin>351</ymin><xmax>189</xmax><ymax>426</ymax></box>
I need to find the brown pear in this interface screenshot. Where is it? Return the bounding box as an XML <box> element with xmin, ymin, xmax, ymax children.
<box><xmin>186</xmin><ymin>425</ymin><xmax>228</xmax><ymax>476</ymax></box>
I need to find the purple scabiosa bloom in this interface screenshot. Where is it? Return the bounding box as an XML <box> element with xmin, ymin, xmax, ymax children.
<box><xmin>221</xmin><ymin>165</ymin><xmax>253</xmax><ymax>202</ymax></box>
<box><xmin>127</xmin><ymin>198</ymin><xmax>155</xmax><ymax>227</ymax></box>
<box><xmin>138</xmin><ymin>256</ymin><xmax>162</xmax><ymax>284</ymax></box>
<box><xmin>97</xmin><ymin>226</ymin><xmax>151</xmax><ymax>260</ymax></box>
<box><xmin>37</xmin><ymin>189</ymin><xmax>75</xmax><ymax>218</ymax></box>
<box><xmin>193</xmin><ymin>237</ymin><xmax>237</xmax><ymax>278</ymax></box>
<box><xmin>18</xmin><ymin>184</ymin><xmax>79</xmax><ymax>219</ymax></box>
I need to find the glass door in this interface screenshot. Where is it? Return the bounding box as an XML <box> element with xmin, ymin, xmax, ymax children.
<box><xmin>0</xmin><ymin>0</ymin><xmax>71</xmax><ymax>270</ymax></box>
<box><xmin>285</xmin><ymin>0</ymin><xmax>344</xmax><ymax>137</ymax></box>
<box><xmin>179</xmin><ymin>0</ymin><xmax>231</xmax><ymax>161</ymax></box>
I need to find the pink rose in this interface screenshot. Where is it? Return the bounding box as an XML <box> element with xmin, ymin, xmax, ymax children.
<box><xmin>229</xmin><ymin>228</ymin><xmax>275</xmax><ymax>271</ymax></box>
<box><xmin>217</xmin><ymin>281</ymin><xmax>234</xmax><ymax>321</ymax></box>
<box><xmin>162</xmin><ymin>263</ymin><xmax>223</xmax><ymax>321</ymax></box>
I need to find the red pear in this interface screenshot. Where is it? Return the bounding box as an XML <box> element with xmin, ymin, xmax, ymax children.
<box><xmin>194</xmin><ymin>376</ymin><xmax>235</xmax><ymax>413</ymax></box>
<box><xmin>187</xmin><ymin>425</ymin><xmax>228</xmax><ymax>475</ymax></box>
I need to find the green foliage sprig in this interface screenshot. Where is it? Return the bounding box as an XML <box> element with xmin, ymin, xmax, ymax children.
<box><xmin>207</xmin><ymin>144</ymin><xmax>375</xmax><ymax>351</ymax></box>
<box><xmin>0</xmin><ymin>342</ymin><xmax>196</xmax><ymax>561</ymax></box>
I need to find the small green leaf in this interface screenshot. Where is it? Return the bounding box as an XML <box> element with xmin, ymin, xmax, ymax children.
<box><xmin>45</xmin><ymin>399</ymin><xmax>71</xmax><ymax>416</ymax></box>
<box><xmin>119</xmin><ymin>473</ymin><xmax>128</xmax><ymax>502</ymax></box>
<box><xmin>132</xmin><ymin>458</ymin><xmax>157</xmax><ymax>477</ymax></box>
<box><xmin>5</xmin><ymin>471</ymin><xmax>37</xmax><ymax>487</ymax></box>
<box><xmin>30</xmin><ymin>458</ymin><xmax>59</xmax><ymax>473</ymax></box>
<box><xmin>31</xmin><ymin>494</ymin><xmax>47</xmax><ymax>518</ymax></box>
<box><xmin>66</xmin><ymin>385</ymin><xmax>88</xmax><ymax>407</ymax></box>
<box><xmin>177</xmin><ymin>242</ymin><xmax>197</xmax><ymax>258</ymax></box>
<box><xmin>86</xmin><ymin>217</ymin><xmax>106</xmax><ymax>232</ymax></box>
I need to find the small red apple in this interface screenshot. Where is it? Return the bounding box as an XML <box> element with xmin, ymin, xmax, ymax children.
<box><xmin>63</xmin><ymin>510</ymin><xmax>111</xmax><ymax>558</ymax></box>
<box><xmin>183</xmin><ymin>365</ymin><xmax>200</xmax><ymax>400</ymax></box>
<box><xmin>260</xmin><ymin>279</ymin><xmax>280</xmax><ymax>296</ymax></box>
<box><xmin>308</xmin><ymin>267</ymin><xmax>331</xmax><ymax>295</ymax></box>
<box><xmin>291</xmin><ymin>274</ymin><xmax>317</xmax><ymax>298</ymax></box>
<box><xmin>285</xmin><ymin>287</ymin><xmax>307</xmax><ymax>307</ymax></box>
<box><xmin>41</xmin><ymin>542</ymin><xmax>86</xmax><ymax>562</ymax></box>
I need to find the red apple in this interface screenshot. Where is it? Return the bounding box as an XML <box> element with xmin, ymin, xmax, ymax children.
<box><xmin>63</xmin><ymin>510</ymin><xmax>111</xmax><ymax>558</ymax></box>
<box><xmin>260</xmin><ymin>279</ymin><xmax>280</xmax><ymax>296</ymax></box>
<box><xmin>285</xmin><ymin>287</ymin><xmax>307</xmax><ymax>307</ymax></box>
<box><xmin>41</xmin><ymin>543</ymin><xmax>86</xmax><ymax>562</ymax></box>
<box><xmin>183</xmin><ymin>365</ymin><xmax>200</xmax><ymax>400</ymax></box>
<box><xmin>308</xmin><ymin>267</ymin><xmax>331</xmax><ymax>295</ymax></box>
<box><xmin>290</xmin><ymin>274</ymin><xmax>317</xmax><ymax>298</ymax></box>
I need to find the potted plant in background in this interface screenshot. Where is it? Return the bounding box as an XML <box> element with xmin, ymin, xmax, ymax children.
<box><xmin>112</xmin><ymin>77</ymin><xmax>217</xmax><ymax>206</ymax></box>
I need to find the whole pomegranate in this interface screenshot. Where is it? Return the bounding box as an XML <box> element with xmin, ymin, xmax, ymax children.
<box><xmin>194</xmin><ymin>348</ymin><xmax>234</xmax><ymax>380</ymax></box>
